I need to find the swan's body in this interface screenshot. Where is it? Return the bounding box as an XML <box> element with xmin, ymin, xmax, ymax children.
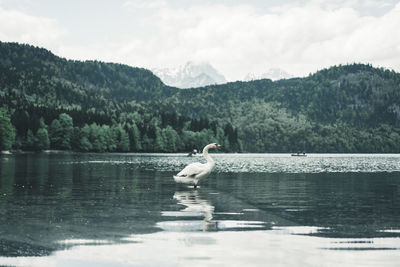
<box><xmin>174</xmin><ymin>143</ymin><xmax>221</xmax><ymax>188</ymax></box>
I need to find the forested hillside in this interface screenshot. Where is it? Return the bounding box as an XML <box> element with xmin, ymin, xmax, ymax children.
<box><xmin>161</xmin><ymin>64</ymin><xmax>400</xmax><ymax>152</ymax></box>
<box><xmin>1</xmin><ymin>41</ymin><xmax>400</xmax><ymax>152</ymax></box>
<box><xmin>0</xmin><ymin>42</ymin><xmax>240</xmax><ymax>152</ymax></box>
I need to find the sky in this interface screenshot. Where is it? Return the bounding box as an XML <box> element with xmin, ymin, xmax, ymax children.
<box><xmin>0</xmin><ymin>0</ymin><xmax>399</xmax><ymax>80</ymax></box>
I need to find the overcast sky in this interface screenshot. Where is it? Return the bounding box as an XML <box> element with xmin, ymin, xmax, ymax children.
<box><xmin>0</xmin><ymin>0</ymin><xmax>399</xmax><ymax>80</ymax></box>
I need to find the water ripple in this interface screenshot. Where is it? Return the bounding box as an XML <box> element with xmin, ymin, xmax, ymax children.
<box><xmin>72</xmin><ymin>153</ymin><xmax>400</xmax><ymax>173</ymax></box>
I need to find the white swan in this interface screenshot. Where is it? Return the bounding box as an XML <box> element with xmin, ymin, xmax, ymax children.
<box><xmin>174</xmin><ymin>143</ymin><xmax>221</xmax><ymax>188</ymax></box>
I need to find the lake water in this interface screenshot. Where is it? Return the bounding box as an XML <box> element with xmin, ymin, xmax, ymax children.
<box><xmin>0</xmin><ymin>153</ymin><xmax>399</xmax><ymax>266</ymax></box>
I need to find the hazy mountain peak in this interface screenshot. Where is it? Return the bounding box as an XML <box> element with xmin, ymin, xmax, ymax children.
<box><xmin>152</xmin><ymin>62</ymin><xmax>227</xmax><ymax>88</ymax></box>
<box><xmin>244</xmin><ymin>68</ymin><xmax>293</xmax><ymax>81</ymax></box>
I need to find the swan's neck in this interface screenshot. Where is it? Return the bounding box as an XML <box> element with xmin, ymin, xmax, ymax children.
<box><xmin>202</xmin><ymin>145</ymin><xmax>214</xmax><ymax>164</ymax></box>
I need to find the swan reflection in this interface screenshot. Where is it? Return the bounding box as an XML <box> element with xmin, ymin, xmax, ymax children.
<box><xmin>159</xmin><ymin>190</ymin><xmax>217</xmax><ymax>232</ymax></box>
<box><xmin>159</xmin><ymin>190</ymin><xmax>270</xmax><ymax>232</ymax></box>
<box><xmin>173</xmin><ymin>190</ymin><xmax>215</xmax><ymax>222</ymax></box>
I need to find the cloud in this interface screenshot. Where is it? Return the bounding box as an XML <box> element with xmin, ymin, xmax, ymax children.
<box><xmin>0</xmin><ymin>6</ymin><xmax>65</xmax><ymax>50</ymax></box>
<box><xmin>364</xmin><ymin>0</ymin><xmax>393</xmax><ymax>9</ymax></box>
<box><xmin>2</xmin><ymin>1</ymin><xmax>400</xmax><ymax>81</ymax></box>
<box><xmin>304</xmin><ymin>0</ymin><xmax>394</xmax><ymax>12</ymax></box>
<box><xmin>111</xmin><ymin>1</ymin><xmax>400</xmax><ymax>80</ymax></box>
<box><xmin>123</xmin><ymin>0</ymin><xmax>167</xmax><ymax>9</ymax></box>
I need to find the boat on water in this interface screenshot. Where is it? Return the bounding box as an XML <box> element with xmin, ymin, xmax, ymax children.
<box><xmin>291</xmin><ymin>152</ymin><xmax>307</xmax><ymax>157</ymax></box>
<box><xmin>187</xmin><ymin>149</ymin><xmax>199</xmax><ymax>157</ymax></box>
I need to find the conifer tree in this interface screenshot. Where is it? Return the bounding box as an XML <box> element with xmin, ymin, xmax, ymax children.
<box><xmin>36</xmin><ymin>127</ymin><xmax>50</xmax><ymax>150</ymax></box>
<box><xmin>0</xmin><ymin>108</ymin><xmax>15</xmax><ymax>150</ymax></box>
<box><xmin>129</xmin><ymin>123</ymin><xmax>142</xmax><ymax>151</ymax></box>
<box><xmin>49</xmin><ymin>119</ymin><xmax>62</xmax><ymax>149</ymax></box>
<box><xmin>116</xmin><ymin>125</ymin><xmax>130</xmax><ymax>152</ymax></box>
<box><xmin>154</xmin><ymin>126</ymin><xmax>165</xmax><ymax>152</ymax></box>
<box><xmin>58</xmin><ymin>113</ymin><xmax>73</xmax><ymax>149</ymax></box>
<box><xmin>79</xmin><ymin>124</ymin><xmax>93</xmax><ymax>151</ymax></box>
<box><xmin>26</xmin><ymin>129</ymin><xmax>36</xmax><ymax>150</ymax></box>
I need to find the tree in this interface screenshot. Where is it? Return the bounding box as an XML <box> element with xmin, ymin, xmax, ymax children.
<box><xmin>162</xmin><ymin>126</ymin><xmax>180</xmax><ymax>152</ymax></box>
<box><xmin>103</xmin><ymin>125</ymin><xmax>116</xmax><ymax>152</ymax></box>
<box><xmin>141</xmin><ymin>134</ymin><xmax>152</xmax><ymax>152</ymax></box>
<box><xmin>49</xmin><ymin>119</ymin><xmax>62</xmax><ymax>149</ymax></box>
<box><xmin>116</xmin><ymin>125</ymin><xmax>130</xmax><ymax>152</ymax></box>
<box><xmin>35</xmin><ymin>118</ymin><xmax>50</xmax><ymax>150</ymax></box>
<box><xmin>0</xmin><ymin>108</ymin><xmax>15</xmax><ymax>150</ymax></box>
<box><xmin>90</xmin><ymin>123</ymin><xmax>103</xmax><ymax>152</ymax></box>
<box><xmin>75</xmin><ymin>124</ymin><xmax>92</xmax><ymax>152</ymax></box>
<box><xmin>153</xmin><ymin>126</ymin><xmax>165</xmax><ymax>152</ymax></box>
<box><xmin>58</xmin><ymin>113</ymin><xmax>73</xmax><ymax>149</ymax></box>
<box><xmin>26</xmin><ymin>129</ymin><xmax>36</xmax><ymax>150</ymax></box>
<box><xmin>49</xmin><ymin>113</ymin><xmax>74</xmax><ymax>150</ymax></box>
<box><xmin>128</xmin><ymin>123</ymin><xmax>142</xmax><ymax>151</ymax></box>
<box><xmin>36</xmin><ymin>128</ymin><xmax>50</xmax><ymax>150</ymax></box>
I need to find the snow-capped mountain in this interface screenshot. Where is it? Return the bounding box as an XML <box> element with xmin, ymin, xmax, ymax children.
<box><xmin>244</xmin><ymin>68</ymin><xmax>293</xmax><ymax>81</ymax></box>
<box><xmin>152</xmin><ymin>62</ymin><xmax>227</xmax><ymax>89</ymax></box>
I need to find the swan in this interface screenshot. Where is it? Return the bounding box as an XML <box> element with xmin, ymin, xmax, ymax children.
<box><xmin>174</xmin><ymin>143</ymin><xmax>222</xmax><ymax>188</ymax></box>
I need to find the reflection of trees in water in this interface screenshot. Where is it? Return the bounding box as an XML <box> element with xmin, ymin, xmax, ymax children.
<box><xmin>0</xmin><ymin>155</ymin><xmax>15</xmax><ymax>204</ymax></box>
<box><xmin>213</xmin><ymin>172</ymin><xmax>400</xmax><ymax>237</ymax></box>
<box><xmin>0</xmin><ymin>154</ymin><xmax>169</xmax><ymax>256</ymax></box>
<box><xmin>1</xmin><ymin>153</ymin><xmax>400</xmax><ymax>257</ymax></box>
<box><xmin>173</xmin><ymin>190</ymin><xmax>217</xmax><ymax>231</ymax></box>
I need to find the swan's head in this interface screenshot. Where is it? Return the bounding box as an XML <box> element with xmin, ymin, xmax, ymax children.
<box><xmin>210</xmin><ymin>143</ymin><xmax>223</xmax><ymax>149</ymax></box>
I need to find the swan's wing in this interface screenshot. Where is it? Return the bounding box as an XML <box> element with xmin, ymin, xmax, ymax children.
<box><xmin>176</xmin><ymin>162</ymin><xmax>206</xmax><ymax>178</ymax></box>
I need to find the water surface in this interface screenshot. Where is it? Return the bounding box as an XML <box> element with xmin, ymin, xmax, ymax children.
<box><xmin>0</xmin><ymin>153</ymin><xmax>399</xmax><ymax>266</ymax></box>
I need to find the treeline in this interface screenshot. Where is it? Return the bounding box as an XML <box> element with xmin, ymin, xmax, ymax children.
<box><xmin>164</xmin><ymin>63</ymin><xmax>400</xmax><ymax>128</ymax></box>
<box><xmin>0</xmin><ymin>108</ymin><xmax>15</xmax><ymax>150</ymax></box>
<box><xmin>159</xmin><ymin>64</ymin><xmax>400</xmax><ymax>152</ymax></box>
<box><xmin>0</xmin><ymin>107</ymin><xmax>241</xmax><ymax>152</ymax></box>
<box><xmin>216</xmin><ymin>100</ymin><xmax>400</xmax><ymax>153</ymax></box>
<box><xmin>2</xmin><ymin>42</ymin><xmax>400</xmax><ymax>153</ymax></box>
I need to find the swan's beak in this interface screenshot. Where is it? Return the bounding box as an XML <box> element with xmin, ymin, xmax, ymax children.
<box><xmin>216</xmin><ymin>144</ymin><xmax>223</xmax><ymax>148</ymax></box>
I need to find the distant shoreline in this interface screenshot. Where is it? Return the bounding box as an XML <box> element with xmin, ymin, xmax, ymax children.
<box><xmin>2</xmin><ymin>150</ymin><xmax>400</xmax><ymax>155</ymax></box>
<box><xmin>1</xmin><ymin>150</ymin><xmax>72</xmax><ymax>154</ymax></box>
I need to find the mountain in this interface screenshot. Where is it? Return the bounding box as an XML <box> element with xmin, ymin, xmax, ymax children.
<box><xmin>1</xmin><ymin>42</ymin><xmax>400</xmax><ymax>153</ymax></box>
<box><xmin>160</xmin><ymin>64</ymin><xmax>400</xmax><ymax>152</ymax></box>
<box><xmin>152</xmin><ymin>61</ymin><xmax>227</xmax><ymax>88</ymax></box>
<box><xmin>0</xmin><ymin>42</ymin><xmax>177</xmax><ymax>112</ymax></box>
<box><xmin>243</xmin><ymin>68</ymin><xmax>293</xmax><ymax>81</ymax></box>
<box><xmin>0</xmin><ymin>42</ymin><xmax>239</xmax><ymax>152</ymax></box>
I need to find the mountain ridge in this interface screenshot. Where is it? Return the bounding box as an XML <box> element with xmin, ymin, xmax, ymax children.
<box><xmin>152</xmin><ymin>61</ymin><xmax>227</xmax><ymax>88</ymax></box>
<box><xmin>243</xmin><ymin>68</ymin><xmax>293</xmax><ymax>81</ymax></box>
<box><xmin>1</xmin><ymin>41</ymin><xmax>400</xmax><ymax>152</ymax></box>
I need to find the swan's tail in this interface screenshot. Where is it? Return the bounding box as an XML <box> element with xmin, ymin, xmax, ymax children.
<box><xmin>173</xmin><ymin>175</ymin><xmax>196</xmax><ymax>185</ymax></box>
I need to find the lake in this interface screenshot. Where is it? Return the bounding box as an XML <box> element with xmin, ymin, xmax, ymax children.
<box><xmin>0</xmin><ymin>153</ymin><xmax>399</xmax><ymax>266</ymax></box>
